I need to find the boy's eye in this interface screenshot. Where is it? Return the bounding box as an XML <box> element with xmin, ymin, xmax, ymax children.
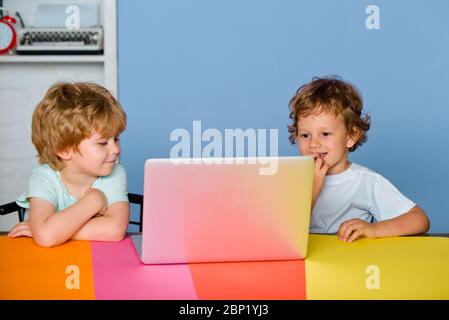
<box><xmin>322</xmin><ymin>132</ymin><xmax>331</xmax><ymax>137</ymax></box>
<box><xmin>299</xmin><ymin>133</ymin><xmax>309</xmax><ymax>139</ymax></box>
<box><xmin>98</xmin><ymin>137</ymin><xmax>119</xmax><ymax>145</ymax></box>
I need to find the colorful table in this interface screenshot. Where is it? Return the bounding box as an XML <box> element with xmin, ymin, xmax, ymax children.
<box><xmin>1</xmin><ymin>234</ymin><xmax>448</xmax><ymax>299</ymax></box>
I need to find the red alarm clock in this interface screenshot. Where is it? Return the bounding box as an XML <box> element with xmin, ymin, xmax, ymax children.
<box><xmin>0</xmin><ymin>9</ymin><xmax>17</xmax><ymax>54</ymax></box>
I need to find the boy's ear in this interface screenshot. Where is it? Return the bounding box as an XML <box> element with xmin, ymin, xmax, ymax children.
<box><xmin>345</xmin><ymin>128</ymin><xmax>360</xmax><ymax>149</ymax></box>
<box><xmin>56</xmin><ymin>148</ymin><xmax>73</xmax><ymax>161</ymax></box>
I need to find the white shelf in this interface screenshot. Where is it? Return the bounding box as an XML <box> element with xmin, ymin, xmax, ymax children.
<box><xmin>0</xmin><ymin>55</ymin><xmax>105</xmax><ymax>63</ymax></box>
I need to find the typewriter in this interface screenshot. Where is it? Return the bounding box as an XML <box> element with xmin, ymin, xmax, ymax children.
<box><xmin>15</xmin><ymin>3</ymin><xmax>103</xmax><ymax>55</ymax></box>
<box><xmin>16</xmin><ymin>28</ymin><xmax>103</xmax><ymax>55</ymax></box>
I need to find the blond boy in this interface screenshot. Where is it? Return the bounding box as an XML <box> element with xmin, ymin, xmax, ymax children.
<box><xmin>8</xmin><ymin>82</ymin><xmax>130</xmax><ymax>247</ymax></box>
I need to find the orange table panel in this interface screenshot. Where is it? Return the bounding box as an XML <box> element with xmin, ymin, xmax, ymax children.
<box><xmin>0</xmin><ymin>237</ymin><xmax>95</xmax><ymax>300</ymax></box>
<box><xmin>189</xmin><ymin>259</ymin><xmax>306</xmax><ymax>300</ymax></box>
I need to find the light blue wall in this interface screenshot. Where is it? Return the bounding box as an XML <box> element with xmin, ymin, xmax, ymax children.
<box><xmin>118</xmin><ymin>0</ymin><xmax>449</xmax><ymax>232</ymax></box>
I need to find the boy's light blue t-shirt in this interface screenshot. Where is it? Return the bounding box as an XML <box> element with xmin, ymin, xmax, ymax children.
<box><xmin>16</xmin><ymin>163</ymin><xmax>129</xmax><ymax>212</ymax></box>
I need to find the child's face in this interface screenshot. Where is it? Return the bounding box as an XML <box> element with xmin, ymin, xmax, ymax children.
<box><xmin>62</xmin><ymin>132</ymin><xmax>121</xmax><ymax>177</ymax></box>
<box><xmin>297</xmin><ymin>111</ymin><xmax>356</xmax><ymax>175</ymax></box>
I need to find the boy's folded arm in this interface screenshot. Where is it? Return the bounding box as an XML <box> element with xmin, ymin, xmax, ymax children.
<box><xmin>374</xmin><ymin>205</ymin><xmax>430</xmax><ymax>238</ymax></box>
<box><xmin>29</xmin><ymin>192</ymin><xmax>103</xmax><ymax>247</ymax></box>
<box><xmin>71</xmin><ymin>201</ymin><xmax>130</xmax><ymax>241</ymax></box>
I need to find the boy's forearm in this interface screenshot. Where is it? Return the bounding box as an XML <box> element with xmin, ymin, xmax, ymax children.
<box><xmin>71</xmin><ymin>202</ymin><xmax>130</xmax><ymax>241</ymax></box>
<box><xmin>71</xmin><ymin>215</ymin><xmax>127</xmax><ymax>241</ymax></box>
<box><xmin>311</xmin><ymin>190</ymin><xmax>319</xmax><ymax>210</ymax></box>
<box><xmin>34</xmin><ymin>196</ymin><xmax>101</xmax><ymax>246</ymax></box>
<box><xmin>374</xmin><ymin>206</ymin><xmax>430</xmax><ymax>238</ymax></box>
<box><xmin>311</xmin><ymin>184</ymin><xmax>323</xmax><ymax>211</ymax></box>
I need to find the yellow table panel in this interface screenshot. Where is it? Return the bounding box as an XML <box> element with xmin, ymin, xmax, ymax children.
<box><xmin>305</xmin><ymin>235</ymin><xmax>449</xmax><ymax>299</ymax></box>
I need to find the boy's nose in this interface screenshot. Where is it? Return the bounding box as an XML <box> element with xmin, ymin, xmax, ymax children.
<box><xmin>110</xmin><ymin>141</ymin><xmax>120</xmax><ymax>155</ymax></box>
<box><xmin>309</xmin><ymin>137</ymin><xmax>321</xmax><ymax>149</ymax></box>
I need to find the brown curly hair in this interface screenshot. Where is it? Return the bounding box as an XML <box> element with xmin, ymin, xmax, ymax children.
<box><xmin>288</xmin><ymin>76</ymin><xmax>370</xmax><ymax>152</ymax></box>
<box><xmin>32</xmin><ymin>82</ymin><xmax>127</xmax><ymax>170</ymax></box>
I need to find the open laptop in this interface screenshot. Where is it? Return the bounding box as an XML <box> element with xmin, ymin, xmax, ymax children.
<box><xmin>131</xmin><ymin>156</ymin><xmax>313</xmax><ymax>264</ymax></box>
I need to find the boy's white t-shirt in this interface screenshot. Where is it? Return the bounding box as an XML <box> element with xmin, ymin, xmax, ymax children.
<box><xmin>310</xmin><ymin>163</ymin><xmax>416</xmax><ymax>234</ymax></box>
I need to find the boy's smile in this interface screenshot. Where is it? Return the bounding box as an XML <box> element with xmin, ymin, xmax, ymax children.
<box><xmin>80</xmin><ymin>133</ymin><xmax>120</xmax><ymax>173</ymax></box>
<box><xmin>297</xmin><ymin>111</ymin><xmax>356</xmax><ymax>175</ymax></box>
<box><xmin>316</xmin><ymin>152</ymin><xmax>328</xmax><ymax>159</ymax></box>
